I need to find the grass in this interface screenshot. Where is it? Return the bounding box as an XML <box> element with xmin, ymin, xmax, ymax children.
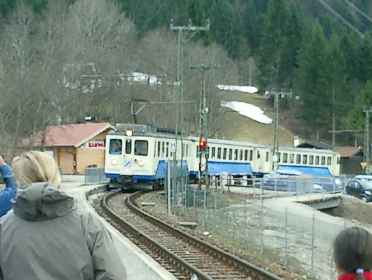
<box><xmin>218</xmin><ymin>92</ymin><xmax>294</xmax><ymax>145</ymax></box>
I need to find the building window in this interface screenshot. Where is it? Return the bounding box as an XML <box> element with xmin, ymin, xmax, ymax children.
<box><xmin>186</xmin><ymin>145</ymin><xmax>189</xmax><ymax>157</ymax></box>
<box><xmin>244</xmin><ymin>150</ymin><xmax>248</xmax><ymax>161</ymax></box>
<box><xmin>249</xmin><ymin>150</ymin><xmax>253</xmax><ymax>161</ymax></box>
<box><xmin>125</xmin><ymin>139</ymin><xmax>132</xmax><ymax>154</ymax></box>
<box><xmin>157</xmin><ymin>142</ymin><xmax>161</xmax><ymax>157</ymax></box>
<box><xmin>134</xmin><ymin>140</ymin><xmax>148</xmax><ymax>156</ymax></box>
<box><xmin>218</xmin><ymin>147</ymin><xmax>222</xmax><ymax>159</ymax></box>
<box><xmin>162</xmin><ymin>142</ymin><xmax>165</xmax><ymax>157</ymax></box>
<box><xmin>239</xmin><ymin>150</ymin><xmax>243</xmax><ymax>161</ymax></box>
<box><xmin>109</xmin><ymin>139</ymin><xmax>122</xmax><ymax>155</ymax></box>
<box><xmin>234</xmin><ymin>149</ymin><xmax>238</xmax><ymax>160</ymax></box>
<box><xmin>166</xmin><ymin>142</ymin><xmax>169</xmax><ymax>158</ymax></box>
<box><xmin>266</xmin><ymin>152</ymin><xmax>270</xmax><ymax>162</ymax></box>
<box><xmin>229</xmin><ymin>149</ymin><xmax>233</xmax><ymax>160</ymax></box>
<box><xmin>223</xmin><ymin>148</ymin><xmax>227</xmax><ymax>160</ymax></box>
<box><xmin>257</xmin><ymin>150</ymin><xmax>261</xmax><ymax>159</ymax></box>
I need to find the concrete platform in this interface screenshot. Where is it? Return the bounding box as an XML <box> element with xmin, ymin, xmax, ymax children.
<box><xmin>61</xmin><ymin>176</ymin><xmax>176</xmax><ymax>280</ymax></box>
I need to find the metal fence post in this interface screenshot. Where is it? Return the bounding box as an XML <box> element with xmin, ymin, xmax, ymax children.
<box><xmin>284</xmin><ymin>207</ymin><xmax>288</xmax><ymax>266</ymax></box>
<box><xmin>167</xmin><ymin>161</ymin><xmax>171</xmax><ymax>215</ymax></box>
<box><xmin>311</xmin><ymin>211</ymin><xmax>315</xmax><ymax>273</ymax></box>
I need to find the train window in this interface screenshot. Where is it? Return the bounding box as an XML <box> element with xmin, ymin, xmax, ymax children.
<box><xmin>315</xmin><ymin>156</ymin><xmax>320</xmax><ymax>165</ymax></box>
<box><xmin>229</xmin><ymin>149</ymin><xmax>233</xmax><ymax>160</ymax></box>
<box><xmin>239</xmin><ymin>150</ymin><xmax>243</xmax><ymax>161</ymax></box>
<box><xmin>234</xmin><ymin>149</ymin><xmax>238</xmax><ymax>160</ymax></box>
<box><xmin>309</xmin><ymin>155</ymin><xmax>314</xmax><ymax>165</ymax></box>
<box><xmin>303</xmin><ymin>155</ymin><xmax>308</xmax><ymax>164</ymax></box>
<box><xmin>222</xmin><ymin>148</ymin><xmax>226</xmax><ymax>160</ymax></box>
<box><xmin>249</xmin><ymin>150</ymin><xmax>253</xmax><ymax>161</ymax></box>
<box><xmin>257</xmin><ymin>150</ymin><xmax>261</xmax><ymax>159</ymax></box>
<box><xmin>125</xmin><ymin>139</ymin><xmax>132</xmax><ymax>154</ymax></box>
<box><xmin>166</xmin><ymin>142</ymin><xmax>169</xmax><ymax>158</ymax></box>
<box><xmin>109</xmin><ymin>139</ymin><xmax>122</xmax><ymax>155</ymax></box>
<box><xmin>296</xmin><ymin>154</ymin><xmax>301</xmax><ymax>164</ymax></box>
<box><xmin>134</xmin><ymin>140</ymin><xmax>148</xmax><ymax>156</ymax></box>
<box><xmin>283</xmin><ymin>153</ymin><xmax>288</xmax><ymax>163</ymax></box>
<box><xmin>212</xmin><ymin>147</ymin><xmax>216</xmax><ymax>159</ymax></box>
<box><xmin>266</xmin><ymin>152</ymin><xmax>269</xmax><ymax>162</ymax></box>
<box><xmin>327</xmin><ymin>156</ymin><xmax>332</xmax><ymax>166</ymax></box>
<box><xmin>162</xmin><ymin>142</ymin><xmax>165</xmax><ymax>157</ymax></box>
<box><xmin>290</xmin><ymin>154</ymin><xmax>294</xmax><ymax>164</ymax></box>
<box><xmin>321</xmin><ymin>156</ymin><xmax>326</xmax><ymax>165</ymax></box>
<box><xmin>244</xmin><ymin>150</ymin><xmax>248</xmax><ymax>161</ymax></box>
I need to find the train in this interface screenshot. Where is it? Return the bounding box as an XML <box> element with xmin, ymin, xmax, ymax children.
<box><xmin>104</xmin><ymin>124</ymin><xmax>341</xmax><ymax>188</ymax></box>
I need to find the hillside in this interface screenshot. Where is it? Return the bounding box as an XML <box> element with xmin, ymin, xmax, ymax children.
<box><xmin>218</xmin><ymin>92</ymin><xmax>294</xmax><ymax>145</ymax></box>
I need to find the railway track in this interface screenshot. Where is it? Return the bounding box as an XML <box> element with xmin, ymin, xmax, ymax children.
<box><xmin>100</xmin><ymin>190</ymin><xmax>283</xmax><ymax>280</ymax></box>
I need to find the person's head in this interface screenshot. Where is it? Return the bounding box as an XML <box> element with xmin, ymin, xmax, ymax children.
<box><xmin>11</xmin><ymin>151</ymin><xmax>61</xmax><ymax>189</ymax></box>
<box><xmin>334</xmin><ymin>227</ymin><xmax>372</xmax><ymax>279</ymax></box>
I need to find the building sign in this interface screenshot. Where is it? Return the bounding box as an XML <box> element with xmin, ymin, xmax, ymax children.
<box><xmin>86</xmin><ymin>140</ymin><xmax>105</xmax><ymax>149</ymax></box>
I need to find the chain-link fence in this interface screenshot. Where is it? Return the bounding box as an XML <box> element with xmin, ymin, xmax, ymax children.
<box><xmin>84</xmin><ymin>167</ymin><xmax>108</xmax><ymax>185</ymax></box>
<box><xmin>164</xmin><ymin>165</ymin><xmax>359</xmax><ymax>279</ymax></box>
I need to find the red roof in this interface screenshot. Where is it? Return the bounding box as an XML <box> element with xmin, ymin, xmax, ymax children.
<box><xmin>26</xmin><ymin>123</ymin><xmax>112</xmax><ymax>148</ymax></box>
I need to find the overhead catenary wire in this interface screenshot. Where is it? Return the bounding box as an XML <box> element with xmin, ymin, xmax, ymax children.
<box><xmin>316</xmin><ymin>0</ymin><xmax>364</xmax><ymax>38</ymax></box>
<box><xmin>342</xmin><ymin>0</ymin><xmax>372</xmax><ymax>25</ymax></box>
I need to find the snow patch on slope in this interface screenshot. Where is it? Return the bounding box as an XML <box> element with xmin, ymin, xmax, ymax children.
<box><xmin>221</xmin><ymin>101</ymin><xmax>272</xmax><ymax>124</ymax></box>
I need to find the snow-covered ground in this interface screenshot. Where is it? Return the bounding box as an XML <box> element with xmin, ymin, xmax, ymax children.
<box><xmin>217</xmin><ymin>84</ymin><xmax>258</xmax><ymax>94</ymax></box>
<box><xmin>221</xmin><ymin>100</ymin><xmax>272</xmax><ymax>124</ymax></box>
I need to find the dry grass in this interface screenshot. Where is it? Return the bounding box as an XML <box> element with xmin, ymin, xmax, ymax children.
<box><xmin>218</xmin><ymin>92</ymin><xmax>294</xmax><ymax>145</ymax></box>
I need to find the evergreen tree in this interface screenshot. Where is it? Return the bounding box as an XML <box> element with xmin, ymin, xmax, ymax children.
<box><xmin>296</xmin><ymin>24</ymin><xmax>330</xmax><ymax>132</ymax></box>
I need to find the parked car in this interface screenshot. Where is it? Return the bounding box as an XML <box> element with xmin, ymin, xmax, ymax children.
<box><xmin>263</xmin><ymin>167</ymin><xmax>342</xmax><ymax>193</ymax></box>
<box><xmin>345</xmin><ymin>179</ymin><xmax>372</xmax><ymax>202</ymax></box>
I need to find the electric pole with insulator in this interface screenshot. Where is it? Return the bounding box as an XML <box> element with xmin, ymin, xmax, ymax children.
<box><xmin>170</xmin><ymin>19</ymin><xmax>210</xmax><ymax>163</ymax></box>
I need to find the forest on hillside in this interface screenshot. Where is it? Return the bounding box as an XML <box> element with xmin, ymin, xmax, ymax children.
<box><xmin>1</xmin><ymin>0</ymin><xmax>372</xmax><ymax>152</ymax></box>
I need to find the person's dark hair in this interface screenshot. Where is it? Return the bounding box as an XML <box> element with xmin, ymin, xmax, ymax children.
<box><xmin>334</xmin><ymin>227</ymin><xmax>372</xmax><ymax>280</ymax></box>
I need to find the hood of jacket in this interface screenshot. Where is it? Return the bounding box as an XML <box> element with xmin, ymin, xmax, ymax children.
<box><xmin>13</xmin><ymin>182</ymin><xmax>75</xmax><ymax>221</ymax></box>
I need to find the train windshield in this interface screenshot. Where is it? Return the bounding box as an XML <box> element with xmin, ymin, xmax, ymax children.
<box><xmin>135</xmin><ymin>140</ymin><xmax>148</xmax><ymax>156</ymax></box>
<box><xmin>109</xmin><ymin>139</ymin><xmax>122</xmax><ymax>155</ymax></box>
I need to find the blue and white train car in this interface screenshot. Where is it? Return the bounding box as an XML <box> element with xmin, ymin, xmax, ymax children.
<box><xmin>187</xmin><ymin>137</ymin><xmax>271</xmax><ymax>178</ymax></box>
<box><xmin>105</xmin><ymin>131</ymin><xmax>194</xmax><ymax>188</ymax></box>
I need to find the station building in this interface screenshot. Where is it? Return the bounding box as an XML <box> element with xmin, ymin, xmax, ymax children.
<box><xmin>24</xmin><ymin>122</ymin><xmax>112</xmax><ymax>174</ymax></box>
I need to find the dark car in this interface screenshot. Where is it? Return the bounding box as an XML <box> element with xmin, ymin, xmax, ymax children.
<box><xmin>345</xmin><ymin>179</ymin><xmax>372</xmax><ymax>202</ymax></box>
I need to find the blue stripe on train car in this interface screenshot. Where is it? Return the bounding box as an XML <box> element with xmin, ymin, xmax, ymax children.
<box><xmin>277</xmin><ymin>165</ymin><xmax>332</xmax><ymax>177</ymax></box>
<box><xmin>105</xmin><ymin>173</ymin><xmax>121</xmax><ymax>181</ymax></box>
<box><xmin>208</xmin><ymin>161</ymin><xmax>253</xmax><ymax>176</ymax></box>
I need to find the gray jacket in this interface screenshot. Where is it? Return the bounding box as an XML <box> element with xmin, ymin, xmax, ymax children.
<box><xmin>0</xmin><ymin>183</ymin><xmax>126</xmax><ymax>280</ymax></box>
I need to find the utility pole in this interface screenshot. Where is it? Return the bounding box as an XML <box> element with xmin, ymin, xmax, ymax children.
<box><xmin>190</xmin><ymin>64</ymin><xmax>217</xmax><ymax>189</ymax></box>
<box><xmin>364</xmin><ymin>107</ymin><xmax>372</xmax><ymax>164</ymax></box>
<box><xmin>170</xmin><ymin>19</ymin><xmax>210</xmax><ymax>162</ymax></box>
<box><xmin>268</xmin><ymin>89</ymin><xmax>293</xmax><ymax>170</ymax></box>
<box><xmin>332</xmin><ymin>86</ymin><xmax>336</xmax><ymax>147</ymax></box>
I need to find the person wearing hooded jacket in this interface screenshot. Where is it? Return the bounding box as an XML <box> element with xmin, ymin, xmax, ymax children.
<box><xmin>0</xmin><ymin>155</ymin><xmax>16</xmax><ymax>217</ymax></box>
<box><xmin>0</xmin><ymin>151</ymin><xmax>126</xmax><ymax>280</ymax></box>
